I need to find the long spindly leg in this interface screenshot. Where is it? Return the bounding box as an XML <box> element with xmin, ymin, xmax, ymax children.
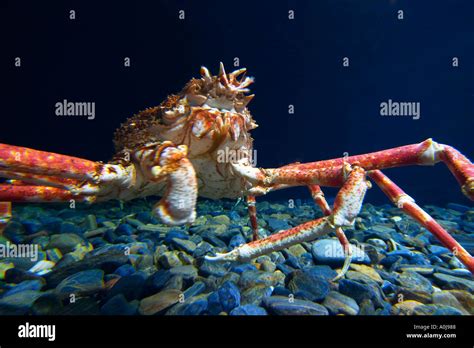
<box><xmin>308</xmin><ymin>184</ymin><xmax>352</xmax><ymax>280</ymax></box>
<box><xmin>234</xmin><ymin>139</ymin><xmax>474</xmax><ymax>201</ymax></box>
<box><xmin>246</xmin><ymin>196</ymin><xmax>259</xmax><ymax>241</ymax></box>
<box><xmin>368</xmin><ymin>170</ymin><xmax>474</xmax><ymax>273</ymax></box>
<box><xmin>206</xmin><ymin>165</ymin><xmax>370</xmax><ymax>262</ymax></box>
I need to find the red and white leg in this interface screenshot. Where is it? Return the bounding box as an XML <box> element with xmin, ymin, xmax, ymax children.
<box><xmin>308</xmin><ymin>184</ymin><xmax>352</xmax><ymax>280</ymax></box>
<box><xmin>206</xmin><ymin>165</ymin><xmax>370</xmax><ymax>262</ymax></box>
<box><xmin>368</xmin><ymin>170</ymin><xmax>474</xmax><ymax>273</ymax></box>
<box><xmin>246</xmin><ymin>196</ymin><xmax>259</xmax><ymax>241</ymax></box>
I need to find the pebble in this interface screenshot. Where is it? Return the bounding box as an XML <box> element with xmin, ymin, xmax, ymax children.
<box><xmin>158</xmin><ymin>251</ymin><xmax>183</xmax><ymax>269</ymax></box>
<box><xmin>101</xmin><ymin>294</ymin><xmax>138</xmax><ymax>315</ymax></box>
<box><xmin>241</xmin><ymin>285</ymin><xmax>273</xmax><ymax>306</ymax></box>
<box><xmin>287</xmin><ymin>269</ymin><xmax>330</xmax><ymax>301</ymax></box>
<box><xmin>263</xmin><ymin>296</ymin><xmax>329</xmax><ymax>315</ymax></box>
<box><xmin>238</xmin><ymin>270</ymin><xmax>285</xmax><ymax>290</ymax></box>
<box><xmin>349</xmin><ymin>264</ymin><xmax>383</xmax><ymax>284</ymax></box>
<box><xmin>0</xmin><ymin>290</ymin><xmax>43</xmax><ymax>314</ymax></box>
<box><xmin>322</xmin><ymin>291</ymin><xmax>359</xmax><ymax>315</ymax></box>
<box><xmin>107</xmin><ymin>273</ymin><xmax>147</xmax><ymax>301</ymax></box>
<box><xmin>432</xmin><ymin>291</ymin><xmax>470</xmax><ymax>315</ymax></box>
<box><xmin>432</xmin><ymin>273</ymin><xmax>474</xmax><ymax>292</ymax></box>
<box><xmin>391</xmin><ymin>300</ymin><xmax>424</xmax><ymax>315</ymax></box>
<box><xmin>3</xmin><ymin>279</ymin><xmax>45</xmax><ymax>297</ymax></box>
<box><xmin>230</xmin><ymin>304</ymin><xmax>268</xmax><ymax>315</ymax></box>
<box><xmin>45</xmin><ymin>233</ymin><xmax>86</xmax><ymax>254</ymax></box>
<box><xmin>138</xmin><ymin>289</ymin><xmax>182</xmax><ymax>315</ymax></box>
<box><xmin>338</xmin><ymin>279</ymin><xmax>386</xmax><ymax>309</ymax></box>
<box><xmin>171</xmin><ymin>238</ymin><xmax>197</xmax><ymax>254</ymax></box>
<box><xmin>55</xmin><ymin>269</ymin><xmax>104</xmax><ymax>299</ymax></box>
<box><xmin>166</xmin><ymin>294</ymin><xmax>209</xmax><ymax>315</ymax></box>
<box><xmin>311</xmin><ymin>239</ymin><xmax>370</xmax><ymax>266</ymax></box>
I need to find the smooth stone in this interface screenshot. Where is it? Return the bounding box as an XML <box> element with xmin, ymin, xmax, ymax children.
<box><xmin>199</xmin><ymin>260</ymin><xmax>228</xmax><ymax>277</ymax></box>
<box><xmin>345</xmin><ymin>271</ymin><xmax>380</xmax><ymax>286</ymax></box>
<box><xmin>31</xmin><ymin>292</ymin><xmax>63</xmax><ymax>315</ymax></box>
<box><xmin>241</xmin><ymin>285</ymin><xmax>273</xmax><ymax>306</ymax></box>
<box><xmin>163</xmin><ymin>275</ymin><xmax>183</xmax><ymax>291</ymax></box>
<box><xmin>144</xmin><ymin>270</ymin><xmax>172</xmax><ymax>296</ymax></box>
<box><xmin>287</xmin><ymin>269</ymin><xmax>330</xmax><ymax>302</ymax></box>
<box><xmin>446</xmin><ymin>290</ymin><xmax>474</xmax><ymax>314</ymax></box>
<box><xmin>230</xmin><ymin>304</ymin><xmax>268</xmax><ymax>315</ymax></box>
<box><xmin>101</xmin><ymin>294</ymin><xmax>138</xmax><ymax>315</ymax></box>
<box><xmin>217</xmin><ymin>281</ymin><xmax>241</xmax><ymax>313</ymax></box>
<box><xmin>391</xmin><ymin>300</ymin><xmax>424</xmax><ymax>315</ymax></box>
<box><xmin>359</xmin><ymin>299</ymin><xmax>376</xmax><ymax>315</ymax></box>
<box><xmin>396</xmin><ymin>265</ymin><xmax>434</xmax><ymax>275</ymax></box>
<box><xmin>193</xmin><ymin>241</ymin><xmax>214</xmax><ymax>258</ymax></box>
<box><xmin>427</xmin><ymin>245</ymin><xmax>451</xmax><ymax>256</ymax></box>
<box><xmin>349</xmin><ymin>264</ymin><xmax>383</xmax><ymax>284</ymax></box>
<box><xmin>229</xmin><ymin>211</ymin><xmax>240</xmax><ymax>222</ymax></box>
<box><xmin>46</xmin><ymin>248</ymin><xmax>63</xmax><ymax>263</ymax></box>
<box><xmin>171</xmin><ymin>238</ymin><xmax>196</xmax><ymax>254</ymax></box>
<box><xmin>231</xmin><ymin>264</ymin><xmax>257</xmax><ymax>274</ymax></box>
<box><xmin>158</xmin><ymin>251</ymin><xmax>183</xmax><ymax>269</ymax></box>
<box><xmin>55</xmin><ymin>269</ymin><xmax>104</xmax><ymax>299</ymax></box>
<box><xmin>238</xmin><ymin>270</ymin><xmax>285</xmax><ymax>290</ymax></box>
<box><xmin>395</xmin><ymin>271</ymin><xmax>433</xmax><ymax>294</ymax></box>
<box><xmin>366</xmin><ymin>238</ymin><xmax>387</xmax><ymax>250</ymax></box>
<box><xmin>311</xmin><ymin>239</ymin><xmax>370</xmax><ymax>266</ymax></box>
<box><xmin>263</xmin><ymin>296</ymin><xmax>329</xmax><ymax>315</ymax></box>
<box><xmin>434</xmin><ymin>266</ymin><xmax>473</xmax><ymax>278</ymax></box>
<box><xmin>0</xmin><ymin>290</ymin><xmax>43</xmax><ymax>314</ymax></box>
<box><xmin>114</xmin><ymin>264</ymin><xmax>136</xmax><ymax>277</ymax></box>
<box><xmin>338</xmin><ymin>279</ymin><xmax>386</xmax><ymax>309</ymax></box>
<box><xmin>3</xmin><ymin>279</ymin><xmax>45</xmax><ymax>297</ymax></box>
<box><xmin>59</xmin><ymin>222</ymin><xmax>83</xmax><ymax>234</ymax></box>
<box><xmin>260</xmin><ymin>260</ymin><xmax>276</xmax><ymax>273</ymax></box>
<box><xmin>412</xmin><ymin>304</ymin><xmax>465</xmax><ymax>316</ymax></box>
<box><xmin>432</xmin><ymin>291</ymin><xmax>470</xmax><ymax>315</ymax></box>
<box><xmin>266</xmin><ymin>218</ymin><xmax>290</xmax><ymax>232</ymax></box>
<box><xmin>446</xmin><ymin>203</ymin><xmax>470</xmax><ymax>213</ymax></box>
<box><xmin>322</xmin><ymin>291</ymin><xmax>359</xmax><ymax>315</ymax></box>
<box><xmin>288</xmin><ymin>244</ymin><xmax>307</xmax><ymax>258</ymax></box>
<box><xmin>166</xmin><ymin>294</ymin><xmax>209</xmax><ymax>315</ymax></box>
<box><xmin>138</xmin><ymin>289</ymin><xmax>182</xmax><ymax>315</ymax></box>
<box><xmin>229</xmin><ymin>234</ymin><xmax>246</xmax><ymax>249</ymax></box>
<box><xmin>213</xmin><ymin>215</ymin><xmax>231</xmax><ymax>225</ymax></box>
<box><xmin>4</xmin><ymin>268</ymin><xmax>44</xmax><ymax>284</ymax></box>
<box><xmin>21</xmin><ymin>219</ymin><xmax>43</xmax><ymax>235</ymax></box>
<box><xmin>45</xmin><ymin>233</ymin><xmax>86</xmax><ymax>254</ymax></box>
<box><xmin>107</xmin><ymin>273</ymin><xmax>147</xmax><ymax>301</ymax></box>
<box><xmin>432</xmin><ymin>273</ymin><xmax>474</xmax><ymax>292</ymax></box>
<box><xmin>183</xmin><ymin>281</ymin><xmax>206</xmax><ymax>299</ymax></box>
<box><xmin>169</xmin><ymin>265</ymin><xmax>198</xmax><ymax>280</ymax></box>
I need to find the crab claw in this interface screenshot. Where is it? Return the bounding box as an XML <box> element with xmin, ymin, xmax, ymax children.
<box><xmin>151</xmin><ymin>144</ymin><xmax>197</xmax><ymax>225</ymax></box>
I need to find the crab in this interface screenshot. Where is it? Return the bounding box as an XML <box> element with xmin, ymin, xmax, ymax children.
<box><xmin>0</xmin><ymin>63</ymin><xmax>473</xmax><ymax>278</ymax></box>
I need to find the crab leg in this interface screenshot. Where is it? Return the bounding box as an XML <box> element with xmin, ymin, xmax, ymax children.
<box><xmin>246</xmin><ymin>196</ymin><xmax>259</xmax><ymax>241</ymax></box>
<box><xmin>0</xmin><ymin>143</ymin><xmax>101</xmax><ymax>182</ymax></box>
<box><xmin>235</xmin><ymin>139</ymin><xmax>474</xmax><ymax>200</ymax></box>
<box><xmin>308</xmin><ymin>184</ymin><xmax>352</xmax><ymax>280</ymax></box>
<box><xmin>206</xmin><ymin>165</ymin><xmax>370</xmax><ymax>262</ymax></box>
<box><xmin>368</xmin><ymin>170</ymin><xmax>474</xmax><ymax>273</ymax></box>
<box><xmin>0</xmin><ymin>202</ymin><xmax>11</xmax><ymax>235</ymax></box>
<box><xmin>0</xmin><ymin>185</ymin><xmax>95</xmax><ymax>203</ymax></box>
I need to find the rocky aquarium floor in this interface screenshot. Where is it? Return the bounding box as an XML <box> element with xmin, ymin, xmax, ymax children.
<box><xmin>0</xmin><ymin>198</ymin><xmax>473</xmax><ymax>316</ymax></box>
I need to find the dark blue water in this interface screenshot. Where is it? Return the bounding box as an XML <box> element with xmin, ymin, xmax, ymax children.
<box><xmin>2</xmin><ymin>0</ymin><xmax>473</xmax><ymax>205</ymax></box>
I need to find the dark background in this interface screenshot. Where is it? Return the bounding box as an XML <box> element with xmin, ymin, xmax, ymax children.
<box><xmin>1</xmin><ymin>0</ymin><xmax>473</xmax><ymax>206</ymax></box>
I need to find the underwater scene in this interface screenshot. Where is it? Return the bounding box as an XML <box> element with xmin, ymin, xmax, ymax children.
<box><xmin>1</xmin><ymin>0</ymin><xmax>473</xmax><ymax>320</ymax></box>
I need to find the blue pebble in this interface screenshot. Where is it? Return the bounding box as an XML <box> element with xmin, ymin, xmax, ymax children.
<box><xmin>230</xmin><ymin>263</ymin><xmax>257</xmax><ymax>274</ymax></box>
<box><xmin>207</xmin><ymin>291</ymin><xmax>222</xmax><ymax>315</ymax></box>
<box><xmin>266</xmin><ymin>218</ymin><xmax>290</xmax><ymax>232</ymax></box>
<box><xmin>272</xmin><ymin>286</ymin><xmax>291</xmax><ymax>296</ymax></box>
<box><xmin>218</xmin><ymin>281</ymin><xmax>241</xmax><ymax>313</ymax></box>
<box><xmin>230</xmin><ymin>304</ymin><xmax>268</xmax><ymax>315</ymax></box>
<box><xmin>115</xmin><ymin>223</ymin><xmax>134</xmax><ymax>236</ymax></box>
<box><xmin>4</xmin><ymin>280</ymin><xmax>44</xmax><ymax>297</ymax></box>
<box><xmin>174</xmin><ymin>296</ymin><xmax>208</xmax><ymax>315</ymax></box>
<box><xmin>284</xmin><ymin>254</ymin><xmax>302</xmax><ymax>269</ymax></box>
<box><xmin>447</xmin><ymin>203</ymin><xmax>470</xmax><ymax>213</ymax></box>
<box><xmin>101</xmin><ymin>294</ymin><xmax>137</xmax><ymax>315</ymax></box>
<box><xmin>229</xmin><ymin>211</ymin><xmax>240</xmax><ymax>222</ymax></box>
<box><xmin>136</xmin><ymin>212</ymin><xmax>153</xmax><ymax>223</ymax></box>
<box><xmin>164</xmin><ymin>230</ymin><xmax>189</xmax><ymax>244</ymax></box>
<box><xmin>276</xmin><ymin>264</ymin><xmax>295</xmax><ymax>276</ymax></box>
<box><xmin>183</xmin><ymin>282</ymin><xmax>206</xmax><ymax>299</ymax></box>
<box><xmin>428</xmin><ymin>245</ymin><xmax>451</xmax><ymax>256</ymax></box>
<box><xmin>21</xmin><ymin>220</ymin><xmax>43</xmax><ymax>235</ymax></box>
<box><xmin>229</xmin><ymin>234</ymin><xmax>246</xmax><ymax>249</ymax></box>
<box><xmin>116</xmin><ymin>235</ymin><xmax>135</xmax><ymax>244</ymax></box>
<box><xmin>114</xmin><ymin>264</ymin><xmax>136</xmax><ymax>277</ymax></box>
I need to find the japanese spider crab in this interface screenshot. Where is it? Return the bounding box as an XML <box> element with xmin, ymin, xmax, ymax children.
<box><xmin>0</xmin><ymin>63</ymin><xmax>473</xmax><ymax>278</ymax></box>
